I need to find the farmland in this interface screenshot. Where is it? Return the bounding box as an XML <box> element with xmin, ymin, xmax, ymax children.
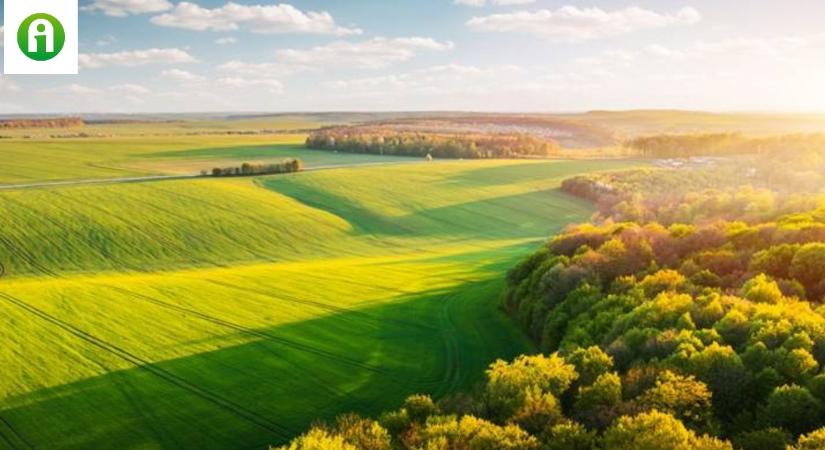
<box><xmin>0</xmin><ymin>128</ymin><xmax>640</xmax><ymax>449</ymax></box>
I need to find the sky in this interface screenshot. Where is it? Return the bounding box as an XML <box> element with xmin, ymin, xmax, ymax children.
<box><xmin>1</xmin><ymin>0</ymin><xmax>825</xmax><ymax>113</ymax></box>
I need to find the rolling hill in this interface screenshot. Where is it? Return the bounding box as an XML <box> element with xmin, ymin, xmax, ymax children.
<box><xmin>0</xmin><ymin>144</ymin><xmax>638</xmax><ymax>449</ymax></box>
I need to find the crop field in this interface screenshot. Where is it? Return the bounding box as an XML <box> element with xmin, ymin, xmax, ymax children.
<box><xmin>0</xmin><ymin>142</ymin><xmax>639</xmax><ymax>449</ymax></box>
<box><xmin>0</xmin><ymin>134</ymin><xmax>410</xmax><ymax>185</ymax></box>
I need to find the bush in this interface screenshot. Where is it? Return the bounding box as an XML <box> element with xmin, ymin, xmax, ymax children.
<box><xmin>211</xmin><ymin>159</ymin><xmax>303</xmax><ymax>177</ymax></box>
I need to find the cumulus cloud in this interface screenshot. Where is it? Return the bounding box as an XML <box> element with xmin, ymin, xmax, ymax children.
<box><xmin>578</xmin><ymin>33</ymin><xmax>825</xmax><ymax>67</ymax></box>
<box><xmin>83</xmin><ymin>0</ymin><xmax>172</xmax><ymax>17</ymax></box>
<box><xmin>215</xmin><ymin>36</ymin><xmax>238</xmax><ymax>45</ymax></box>
<box><xmin>109</xmin><ymin>83</ymin><xmax>151</xmax><ymax>95</ymax></box>
<box><xmin>0</xmin><ymin>76</ymin><xmax>20</xmax><ymax>93</ymax></box>
<box><xmin>455</xmin><ymin>0</ymin><xmax>535</xmax><ymax>6</ymax></box>
<box><xmin>80</xmin><ymin>48</ymin><xmax>197</xmax><ymax>69</ymax></box>
<box><xmin>275</xmin><ymin>37</ymin><xmax>454</xmax><ymax>70</ymax></box>
<box><xmin>161</xmin><ymin>68</ymin><xmax>206</xmax><ymax>82</ymax></box>
<box><xmin>95</xmin><ymin>35</ymin><xmax>118</xmax><ymax>47</ymax></box>
<box><xmin>326</xmin><ymin>64</ymin><xmax>524</xmax><ymax>94</ymax></box>
<box><xmin>467</xmin><ymin>5</ymin><xmax>701</xmax><ymax>41</ymax></box>
<box><xmin>217</xmin><ymin>60</ymin><xmax>304</xmax><ymax>77</ymax></box>
<box><xmin>217</xmin><ymin>77</ymin><xmax>284</xmax><ymax>94</ymax></box>
<box><xmin>151</xmin><ymin>2</ymin><xmax>361</xmax><ymax>35</ymax></box>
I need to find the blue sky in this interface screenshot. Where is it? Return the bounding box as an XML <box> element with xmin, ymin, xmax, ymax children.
<box><xmin>2</xmin><ymin>0</ymin><xmax>825</xmax><ymax>113</ymax></box>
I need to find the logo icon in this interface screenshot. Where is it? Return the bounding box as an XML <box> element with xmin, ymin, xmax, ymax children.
<box><xmin>17</xmin><ymin>13</ymin><xmax>66</xmax><ymax>61</ymax></box>
<box><xmin>4</xmin><ymin>0</ymin><xmax>78</xmax><ymax>75</ymax></box>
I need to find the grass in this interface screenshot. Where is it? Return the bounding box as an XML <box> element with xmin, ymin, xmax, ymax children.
<box><xmin>0</xmin><ymin>134</ymin><xmax>414</xmax><ymax>185</ymax></box>
<box><xmin>0</xmin><ymin>157</ymin><xmax>640</xmax><ymax>449</ymax></box>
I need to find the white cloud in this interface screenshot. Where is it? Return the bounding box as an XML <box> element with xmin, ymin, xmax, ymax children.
<box><xmin>95</xmin><ymin>35</ymin><xmax>118</xmax><ymax>47</ymax></box>
<box><xmin>161</xmin><ymin>68</ymin><xmax>206</xmax><ymax>82</ymax></box>
<box><xmin>326</xmin><ymin>64</ymin><xmax>524</xmax><ymax>94</ymax></box>
<box><xmin>467</xmin><ymin>5</ymin><xmax>701</xmax><ymax>41</ymax></box>
<box><xmin>151</xmin><ymin>2</ymin><xmax>361</xmax><ymax>35</ymax></box>
<box><xmin>83</xmin><ymin>0</ymin><xmax>172</xmax><ymax>17</ymax></box>
<box><xmin>80</xmin><ymin>48</ymin><xmax>197</xmax><ymax>69</ymax></box>
<box><xmin>0</xmin><ymin>27</ymin><xmax>4</xmax><ymax>47</ymax></box>
<box><xmin>217</xmin><ymin>77</ymin><xmax>284</xmax><ymax>94</ymax></box>
<box><xmin>215</xmin><ymin>36</ymin><xmax>238</xmax><ymax>45</ymax></box>
<box><xmin>455</xmin><ymin>0</ymin><xmax>535</xmax><ymax>6</ymax></box>
<box><xmin>218</xmin><ymin>60</ymin><xmax>304</xmax><ymax>77</ymax></box>
<box><xmin>275</xmin><ymin>37</ymin><xmax>454</xmax><ymax>70</ymax></box>
<box><xmin>66</xmin><ymin>84</ymin><xmax>104</xmax><ymax>95</ymax></box>
<box><xmin>0</xmin><ymin>76</ymin><xmax>20</xmax><ymax>93</ymax></box>
<box><xmin>578</xmin><ymin>33</ymin><xmax>825</xmax><ymax>67</ymax></box>
<box><xmin>109</xmin><ymin>83</ymin><xmax>151</xmax><ymax>95</ymax></box>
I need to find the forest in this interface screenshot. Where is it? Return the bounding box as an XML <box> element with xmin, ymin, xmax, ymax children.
<box><xmin>277</xmin><ymin>161</ymin><xmax>825</xmax><ymax>450</ymax></box>
<box><xmin>305</xmin><ymin>127</ymin><xmax>560</xmax><ymax>159</ymax></box>
<box><xmin>625</xmin><ymin>133</ymin><xmax>825</xmax><ymax>159</ymax></box>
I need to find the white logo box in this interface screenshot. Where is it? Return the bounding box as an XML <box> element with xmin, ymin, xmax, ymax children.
<box><xmin>4</xmin><ymin>0</ymin><xmax>78</xmax><ymax>74</ymax></box>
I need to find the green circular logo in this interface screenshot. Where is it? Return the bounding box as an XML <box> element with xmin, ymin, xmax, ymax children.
<box><xmin>17</xmin><ymin>13</ymin><xmax>66</xmax><ymax>61</ymax></box>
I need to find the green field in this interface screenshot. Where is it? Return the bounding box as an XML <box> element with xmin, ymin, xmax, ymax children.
<box><xmin>0</xmin><ymin>136</ymin><xmax>639</xmax><ymax>449</ymax></box>
<box><xmin>0</xmin><ymin>134</ymin><xmax>414</xmax><ymax>184</ymax></box>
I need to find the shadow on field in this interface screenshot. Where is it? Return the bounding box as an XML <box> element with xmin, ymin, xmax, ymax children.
<box><xmin>443</xmin><ymin>160</ymin><xmax>623</xmax><ymax>187</ymax></box>
<box><xmin>144</xmin><ymin>144</ymin><xmax>415</xmax><ymax>167</ymax></box>
<box><xmin>0</xmin><ymin>278</ymin><xmax>532</xmax><ymax>450</ymax></box>
<box><xmin>146</xmin><ymin>143</ymin><xmax>308</xmax><ymax>160</ymax></box>
<box><xmin>267</xmin><ymin>179</ymin><xmax>591</xmax><ymax>240</ymax></box>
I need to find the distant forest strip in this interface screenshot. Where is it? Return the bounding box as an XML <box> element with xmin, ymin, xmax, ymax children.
<box><xmin>209</xmin><ymin>159</ymin><xmax>303</xmax><ymax>177</ymax></box>
<box><xmin>306</xmin><ymin>127</ymin><xmax>561</xmax><ymax>159</ymax></box>
<box><xmin>0</xmin><ymin>117</ymin><xmax>84</xmax><ymax>129</ymax></box>
<box><xmin>625</xmin><ymin>133</ymin><xmax>825</xmax><ymax>158</ymax></box>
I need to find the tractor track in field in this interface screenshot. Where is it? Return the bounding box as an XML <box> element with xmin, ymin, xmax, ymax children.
<box><xmin>106</xmin><ymin>284</ymin><xmax>408</xmax><ymax>395</ymax></box>
<box><xmin>208</xmin><ymin>279</ymin><xmax>440</xmax><ymax>333</ymax></box>
<box><xmin>44</xmin><ymin>190</ymin><xmax>211</xmax><ymax>272</ymax></box>
<box><xmin>0</xmin><ymin>414</ymin><xmax>33</xmax><ymax>450</ymax></box>
<box><xmin>435</xmin><ymin>289</ymin><xmax>463</xmax><ymax>398</ymax></box>
<box><xmin>101</xmin><ymin>285</ymin><xmax>416</xmax><ymax>382</ymax></box>
<box><xmin>0</xmin><ymin>292</ymin><xmax>296</xmax><ymax>441</ymax></box>
<box><xmin>0</xmin><ymin>234</ymin><xmax>59</xmax><ymax>279</ymax></box>
<box><xmin>143</xmin><ymin>184</ymin><xmax>313</xmax><ymax>254</ymax></box>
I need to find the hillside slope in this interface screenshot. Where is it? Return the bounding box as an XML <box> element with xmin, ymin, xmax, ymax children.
<box><xmin>0</xmin><ymin>159</ymin><xmax>638</xmax><ymax>449</ymax></box>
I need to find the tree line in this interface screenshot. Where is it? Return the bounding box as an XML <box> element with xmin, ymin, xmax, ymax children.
<box><xmin>502</xmin><ymin>169</ymin><xmax>825</xmax><ymax>449</ymax></box>
<box><xmin>306</xmin><ymin>127</ymin><xmax>561</xmax><ymax>159</ymax></box>
<box><xmin>625</xmin><ymin>133</ymin><xmax>825</xmax><ymax>159</ymax></box>
<box><xmin>208</xmin><ymin>159</ymin><xmax>302</xmax><ymax>177</ymax></box>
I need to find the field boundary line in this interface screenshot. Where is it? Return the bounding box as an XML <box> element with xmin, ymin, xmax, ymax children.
<box><xmin>0</xmin><ymin>292</ymin><xmax>295</xmax><ymax>440</ymax></box>
<box><xmin>0</xmin><ymin>413</ymin><xmax>34</xmax><ymax>450</ymax></box>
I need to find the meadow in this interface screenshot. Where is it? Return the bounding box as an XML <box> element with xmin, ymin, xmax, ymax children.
<box><xmin>0</xmin><ymin>130</ymin><xmax>639</xmax><ymax>449</ymax></box>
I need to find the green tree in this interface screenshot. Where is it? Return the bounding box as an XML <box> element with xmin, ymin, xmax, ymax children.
<box><xmin>509</xmin><ymin>386</ymin><xmax>563</xmax><ymax>435</ymax></box>
<box><xmin>760</xmin><ymin>385</ymin><xmax>822</xmax><ymax>436</ymax></box>
<box><xmin>740</xmin><ymin>274</ymin><xmax>784</xmax><ymax>304</ymax></box>
<box><xmin>485</xmin><ymin>354</ymin><xmax>578</xmax><ymax>421</ymax></box>
<box><xmin>790</xmin><ymin>243</ymin><xmax>825</xmax><ymax>301</ymax></box>
<box><xmin>420</xmin><ymin>415</ymin><xmax>539</xmax><ymax>450</ymax></box>
<box><xmin>602</xmin><ymin>410</ymin><xmax>730</xmax><ymax>450</ymax></box>
<box><xmin>566</xmin><ymin>346</ymin><xmax>614</xmax><ymax>386</ymax></box>
<box><xmin>793</xmin><ymin>427</ymin><xmax>825</xmax><ymax>450</ymax></box>
<box><xmin>732</xmin><ymin>428</ymin><xmax>791</xmax><ymax>450</ymax></box>
<box><xmin>574</xmin><ymin>372</ymin><xmax>622</xmax><ymax>428</ymax></box>
<box><xmin>637</xmin><ymin>371</ymin><xmax>714</xmax><ymax>432</ymax></box>
<box><xmin>333</xmin><ymin>414</ymin><xmax>391</xmax><ymax>450</ymax></box>
<box><xmin>403</xmin><ymin>395</ymin><xmax>439</xmax><ymax>423</ymax></box>
<box><xmin>279</xmin><ymin>428</ymin><xmax>357</xmax><ymax>450</ymax></box>
<box><xmin>543</xmin><ymin>422</ymin><xmax>597</xmax><ymax>450</ymax></box>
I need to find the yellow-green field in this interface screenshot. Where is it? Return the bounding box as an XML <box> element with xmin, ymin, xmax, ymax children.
<box><xmin>0</xmin><ymin>133</ymin><xmax>639</xmax><ymax>449</ymax></box>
